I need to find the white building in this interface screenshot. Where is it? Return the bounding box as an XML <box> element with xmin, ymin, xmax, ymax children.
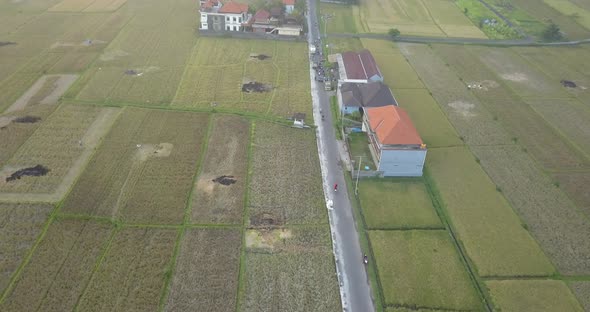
<box><xmin>199</xmin><ymin>0</ymin><xmax>250</xmax><ymax>32</ymax></box>
<box><xmin>283</xmin><ymin>0</ymin><xmax>295</xmax><ymax>14</ymax></box>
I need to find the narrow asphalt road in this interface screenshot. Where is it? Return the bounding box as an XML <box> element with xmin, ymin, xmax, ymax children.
<box><xmin>306</xmin><ymin>0</ymin><xmax>375</xmax><ymax>311</ymax></box>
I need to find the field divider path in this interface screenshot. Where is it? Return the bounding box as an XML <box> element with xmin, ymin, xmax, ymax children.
<box><xmin>156</xmin><ymin>114</ymin><xmax>213</xmax><ymax>312</ymax></box>
<box><xmin>235</xmin><ymin>120</ymin><xmax>255</xmax><ymax>311</ymax></box>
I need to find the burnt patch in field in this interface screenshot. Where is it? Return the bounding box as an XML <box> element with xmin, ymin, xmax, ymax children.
<box><xmin>561</xmin><ymin>80</ymin><xmax>577</xmax><ymax>88</ymax></box>
<box><xmin>212</xmin><ymin>175</ymin><xmax>237</xmax><ymax>185</ymax></box>
<box><xmin>13</xmin><ymin>116</ymin><xmax>41</xmax><ymax>123</ymax></box>
<box><xmin>250</xmin><ymin>212</ymin><xmax>284</xmax><ymax>227</ymax></box>
<box><xmin>250</xmin><ymin>54</ymin><xmax>271</xmax><ymax>61</ymax></box>
<box><xmin>242</xmin><ymin>81</ymin><xmax>272</xmax><ymax>93</ymax></box>
<box><xmin>6</xmin><ymin>165</ymin><xmax>50</xmax><ymax>182</ymax></box>
<box><xmin>124</xmin><ymin>69</ymin><xmax>140</xmax><ymax>76</ymax></box>
<box><xmin>0</xmin><ymin>41</ymin><xmax>16</xmax><ymax>47</ymax></box>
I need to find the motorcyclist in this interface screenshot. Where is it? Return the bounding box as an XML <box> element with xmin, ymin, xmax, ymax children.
<box><xmin>363</xmin><ymin>254</ymin><xmax>368</xmax><ymax>264</ymax></box>
<box><xmin>334</xmin><ymin>183</ymin><xmax>338</xmax><ymax>192</ymax></box>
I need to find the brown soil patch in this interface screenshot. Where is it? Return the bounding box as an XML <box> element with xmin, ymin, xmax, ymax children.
<box><xmin>136</xmin><ymin>143</ymin><xmax>173</xmax><ymax>161</ymax></box>
<box><xmin>212</xmin><ymin>175</ymin><xmax>237</xmax><ymax>185</ymax></box>
<box><xmin>99</xmin><ymin>49</ymin><xmax>129</xmax><ymax>61</ymax></box>
<box><xmin>5</xmin><ymin>165</ymin><xmax>49</xmax><ymax>182</ymax></box>
<box><xmin>448</xmin><ymin>101</ymin><xmax>476</xmax><ymax>118</ymax></box>
<box><xmin>501</xmin><ymin>72</ymin><xmax>528</xmax><ymax>82</ymax></box>
<box><xmin>0</xmin><ymin>42</ymin><xmax>16</xmax><ymax>47</ymax></box>
<box><xmin>249</xmin><ymin>53</ymin><xmax>271</xmax><ymax>61</ymax></box>
<box><xmin>245</xmin><ymin>228</ymin><xmax>292</xmax><ymax>250</ymax></box>
<box><xmin>250</xmin><ymin>212</ymin><xmax>284</xmax><ymax>227</ymax></box>
<box><xmin>5</xmin><ymin>74</ymin><xmax>78</xmax><ymax>113</ymax></box>
<box><xmin>242</xmin><ymin>81</ymin><xmax>272</xmax><ymax>93</ymax></box>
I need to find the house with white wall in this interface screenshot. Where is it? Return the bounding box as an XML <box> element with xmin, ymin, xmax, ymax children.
<box><xmin>362</xmin><ymin>105</ymin><xmax>426</xmax><ymax>177</ymax></box>
<box><xmin>199</xmin><ymin>0</ymin><xmax>249</xmax><ymax>32</ymax></box>
<box><xmin>283</xmin><ymin>0</ymin><xmax>295</xmax><ymax>14</ymax></box>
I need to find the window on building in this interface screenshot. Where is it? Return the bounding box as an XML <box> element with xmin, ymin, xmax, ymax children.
<box><xmin>233</xmin><ymin>17</ymin><xmax>237</xmax><ymax>22</ymax></box>
<box><xmin>238</xmin><ymin>17</ymin><xmax>242</xmax><ymax>23</ymax></box>
<box><xmin>226</xmin><ymin>17</ymin><xmax>230</xmax><ymax>22</ymax></box>
<box><xmin>226</xmin><ymin>25</ymin><xmax>230</xmax><ymax>30</ymax></box>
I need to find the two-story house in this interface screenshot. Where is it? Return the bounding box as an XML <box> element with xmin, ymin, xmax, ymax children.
<box><xmin>199</xmin><ymin>0</ymin><xmax>249</xmax><ymax>32</ymax></box>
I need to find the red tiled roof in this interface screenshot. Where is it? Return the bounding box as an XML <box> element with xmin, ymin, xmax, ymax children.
<box><xmin>201</xmin><ymin>0</ymin><xmax>218</xmax><ymax>9</ymax></box>
<box><xmin>341</xmin><ymin>50</ymin><xmax>382</xmax><ymax>81</ymax></box>
<box><xmin>219</xmin><ymin>1</ymin><xmax>248</xmax><ymax>13</ymax></box>
<box><xmin>366</xmin><ymin>105</ymin><xmax>423</xmax><ymax>145</ymax></box>
<box><xmin>253</xmin><ymin>9</ymin><xmax>270</xmax><ymax>20</ymax></box>
<box><xmin>283</xmin><ymin>0</ymin><xmax>295</xmax><ymax>5</ymax></box>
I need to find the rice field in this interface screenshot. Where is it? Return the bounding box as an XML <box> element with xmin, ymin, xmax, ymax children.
<box><xmin>0</xmin><ymin>219</ymin><xmax>113</xmax><ymax>311</ymax></box>
<box><xmin>358</xmin><ymin>180</ymin><xmax>442</xmax><ymax>229</ymax></box>
<box><xmin>241</xmin><ymin>226</ymin><xmax>341</xmax><ymax>311</ymax></box>
<box><xmin>369</xmin><ymin>230</ymin><xmax>481</xmax><ymax>310</ymax></box>
<box><xmin>568</xmin><ymin>281</ymin><xmax>590</xmax><ymax>311</ymax></box>
<box><xmin>191</xmin><ymin>115</ymin><xmax>250</xmax><ymax>224</ymax></box>
<box><xmin>399</xmin><ymin>43</ymin><xmax>511</xmax><ymax>146</ymax></box>
<box><xmin>248</xmin><ymin>122</ymin><xmax>326</xmax><ymax>225</ymax></box>
<box><xmin>471</xmin><ymin>145</ymin><xmax>590</xmax><ymax>275</ymax></box>
<box><xmin>172</xmin><ymin>38</ymin><xmax>312</xmax><ymax>121</ymax></box>
<box><xmin>357</xmin><ymin>0</ymin><xmax>486</xmax><ymax>37</ymax></box>
<box><xmin>76</xmin><ymin>227</ymin><xmax>177</xmax><ymax>311</ymax></box>
<box><xmin>431</xmin><ymin>44</ymin><xmax>589</xmax><ymax>170</ymax></box>
<box><xmin>61</xmin><ymin>108</ymin><xmax>208</xmax><ymax>224</ymax></box>
<box><xmin>0</xmin><ymin>203</ymin><xmax>53</xmax><ymax>294</ymax></box>
<box><xmin>49</xmin><ymin>0</ymin><xmax>127</xmax><ymax>12</ymax></box>
<box><xmin>427</xmin><ymin>146</ymin><xmax>555</xmax><ymax>277</ymax></box>
<box><xmin>485</xmin><ymin>280</ymin><xmax>584</xmax><ymax>312</ymax></box>
<box><xmin>164</xmin><ymin>228</ymin><xmax>242</xmax><ymax>312</ymax></box>
<box><xmin>0</xmin><ymin>104</ymin><xmax>117</xmax><ymax>196</ymax></box>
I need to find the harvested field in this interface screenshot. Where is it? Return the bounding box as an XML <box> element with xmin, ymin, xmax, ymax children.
<box><xmin>569</xmin><ymin>281</ymin><xmax>590</xmax><ymax>311</ymax></box>
<box><xmin>0</xmin><ymin>100</ymin><xmax>59</xmax><ymax>169</ymax></box>
<box><xmin>485</xmin><ymin>280</ymin><xmax>583</xmax><ymax>312</ymax></box>
<box><xmin>399</xmin><ymin>43</ymin><xmax>510</xmax><ymax>146</ymax></box>
<box><xmin>0</xmin><ymin>219</ymin><xmax>112</xmax><ymax>312</ymax></box>
<box><xmin>0</xmin><ymin>105</ymin><xmax>118</xmax><ymax>196</ymax></box>
<box><xmin>62</xmin><ymin>108</ymin><xmax>208</xmax><ymax>224</ymax></box>
<box><xmin>470</xmin><ymin>46</ymin><xmax>568</xmax><ymax>98</ymax></box>
<box><xmin>191</xmin><ymin>115</ymin><xmax>250</xmax><ymax>224</ymax></box>
<box><xmin>76</xmin><ymin>227</ymin><xmax>177</xmax><ymax>311</ymax></box>
<box><xmin>552</xmin><ymin>171</ymin><xmax>590</xmax><ymax>217</ymax></box>
<box><xmin>359</xmin><ymin>180</ymin><xmax>441</xmax><ymax>229</ymax></box>
<box><xmin>49</xmin><ymin>0</ymin><xmax>127</xmax><ymax>12</ymax></box>
<box><xmin>369</xmin><ymin>230</ymin><xmax>481</xmax><ymax>310</ymax></box>
<box><xmin>392</xmin><ymin>89</ymin><xmax>462</xmax><ymax>147</ymax></box>
<box><xmin>427</xmin><ymin>147</ymin><xmax>555</xmax><ymax>277</ymax></box>
<box><xmin>432</xmin><ymin>44</ymin><xmax>588</xmax><ymax>170</ymax></box>
<box><xmin>249</xmin><ymin>122</ymin><xmax>325</xmax><ymax>225</ymax></box>
<box><xmin>4</xmin><ymin>74</ymin><xmax>78</xmax><ymax>114</ymax></box>
<box><xmin>0</xmin><ymin>202</ymin><xmax>53</xmax><ymax>294</ymax></box>
<box><xmin>173</xmin><ymin>38</ymin><xmax>312</xmax><ymax>121</ymax></box>
<box><xmin>165</xmin><ymin>228</ymin><xmax>241</xmax><ymax>312</ymax></box>
<box><xmin>471</xmin><ymin>145</ymin><xmax>590</xmax><ymax>275</ymax></box>
<box><xmin>524</xmin><ymin>98</ymin><xmax>590</xmax><ymax>158</ymax></box>
<box><xmin>241</xmin><ymin>226</ymin><xmax>340</xmax><ymax>312</ymax></box>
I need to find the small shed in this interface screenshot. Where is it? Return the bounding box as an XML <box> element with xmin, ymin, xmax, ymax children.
<box><xmin>293</xmin><ymin>112</ymin><xmax>306</xmax><ymax>127</ymax></box>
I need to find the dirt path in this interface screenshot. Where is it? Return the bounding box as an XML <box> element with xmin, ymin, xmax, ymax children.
<box><xmin>0</xmin><ymin>107</ymin><xmax>121</xmax><ymax>203</ymax></box>
<box><xmin>4</xmin><ymin>74</ymin><xmax>78</xmax><ymax>113</ymax></box>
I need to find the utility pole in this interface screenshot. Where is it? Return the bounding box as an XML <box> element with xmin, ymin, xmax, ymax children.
<box><xmin>355</xmin><ymin>156</ymin><xmax>362</xmax><ymax>196</ymax></box>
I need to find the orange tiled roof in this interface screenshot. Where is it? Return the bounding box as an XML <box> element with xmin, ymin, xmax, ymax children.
<box><xmin>366</xmin><ymin>105</ymin><xmax>423</xmax><ymax>145</ymax></box>
<box><xmin>283</xmin><ymin>0</ymin><xmax>295</xmax><ymax>5</ymax></box>
<box><xmin>219</xmin><ymin>1</ymin><xmax>248</xmax><ymax>13</ymax></box>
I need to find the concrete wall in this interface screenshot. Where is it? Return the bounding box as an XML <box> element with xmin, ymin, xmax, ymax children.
<box><xmin>378</xmin><ymin>149</ymin><xmax>426</xmax><ymax>177</ymax></box>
